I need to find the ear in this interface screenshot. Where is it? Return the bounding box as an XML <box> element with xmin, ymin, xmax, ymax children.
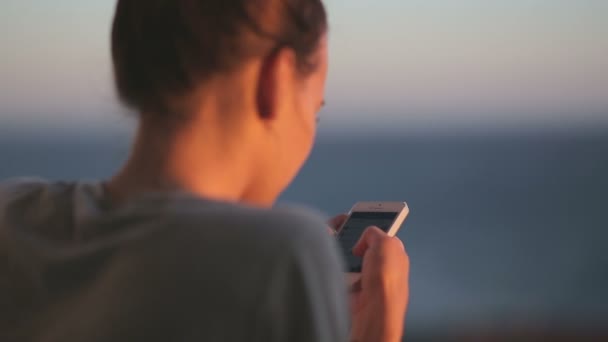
<box><xmin>255</xmin><ymin>47</ymin><xmax>296</xmax><ymax>122</ymax></box>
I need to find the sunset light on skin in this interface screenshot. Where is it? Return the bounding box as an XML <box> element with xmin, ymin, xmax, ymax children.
<box><xmin>1</xmin><ymin>0</ymin><xmax>607</xmax><ymax>133</ymax></box>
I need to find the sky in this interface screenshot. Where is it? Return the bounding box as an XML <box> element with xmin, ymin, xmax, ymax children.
<box><xmin>0</xmin><ymin>0</ymin><xmax>607</xmax><ymax>135</ymax></box>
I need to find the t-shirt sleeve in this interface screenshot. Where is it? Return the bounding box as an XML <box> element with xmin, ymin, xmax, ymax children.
<box><xmin>252</xmin><ymin>213</ymin><xmax>350</xmax><ymax>342</ymax></box>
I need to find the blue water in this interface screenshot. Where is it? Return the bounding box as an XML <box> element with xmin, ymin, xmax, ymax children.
<box><xmin>1</xmin><ymin>131</ymin><xmax>607</xmax><ymax>338</ymax></box>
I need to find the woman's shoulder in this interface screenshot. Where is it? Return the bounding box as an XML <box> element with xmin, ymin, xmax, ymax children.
<box><xmin>118</xmin><ymin>197</ymin><xmax>341</xmax><ymax>280</ymax></box>
<box><xmin>166</xmin><ymin>197</ymin><xmax>332</xmax><ymax>247</ymax></box>
<box><xmin>136</xmin><ymin>196</ymin><xmax>336</xmax><ymax>264</ymax></box>
<box><xmin>160</xmin><ymin>199</ymin><xmax>343</xmax><ymax>281</ymax></box>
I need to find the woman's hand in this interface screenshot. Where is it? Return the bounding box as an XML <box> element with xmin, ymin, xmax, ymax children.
<box><xmin>326</xmin><ymin>215</ymin><xmax>410</xmax><ymax>342</ymax></box>
<box><xmin>350</xmin><ymin>227</ymin><xmax>410</xmax><ymax>342</ymax></box>
<box><xmin>327</xmin><ymin>214</ymin><xmax>348</xmax><ymax>236</ymax></box>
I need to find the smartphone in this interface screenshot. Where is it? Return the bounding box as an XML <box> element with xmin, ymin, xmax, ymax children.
<box><xmin>336</xmin><ymin>202</ymin><xmax>409</xmax><ymax>284</ymax></box>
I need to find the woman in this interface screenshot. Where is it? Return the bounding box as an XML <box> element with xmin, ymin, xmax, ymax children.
<box><xmin>0</xmin><ymin>1</ymin><xmax>409</xmax><ymax>341</ymax></box>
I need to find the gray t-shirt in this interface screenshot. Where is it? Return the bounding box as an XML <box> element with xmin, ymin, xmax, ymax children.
<box><xmin>0</xmin><ymin>179</ymin><xmax>349</xmax><ymax>342</ymax></box>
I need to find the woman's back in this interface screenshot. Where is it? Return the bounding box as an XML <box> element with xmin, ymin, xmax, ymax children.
<box><xmin>0</xmin><ymin>180</ymin><xmax>348</xmax><ymax>342</ymax></box>
<box><xmin>0</xmin><ymin>0</ymin><xmax>410</xmax><ymax>340</ymax></box>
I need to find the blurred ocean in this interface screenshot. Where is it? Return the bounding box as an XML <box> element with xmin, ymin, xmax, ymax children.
<box><xmin>1</xmin><ymin>130</ymin><xmax>607</xmax><ymax>339</ymax></box>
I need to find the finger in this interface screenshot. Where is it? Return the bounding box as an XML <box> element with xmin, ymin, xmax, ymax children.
<box><xmin>352</xmin><ymin>226</ymin><xmax>386</xmax><ymax>257</ymax></box>
<box><xmin>328</xmin><ymin>214</ymin><xmax>348</xmax><ymax>232</ymax></box>
<box><xmin>349</xmin><ymin>278</ymin><xmax>362</xmax><ymax>293</ymax></box>
<box><xmin>349</xmin><ymin>280</ymin><xmax>363</xmax><ymax>313</ymax></box>
<box><xmin>392</xmin><ymin>236</ymin><xmax>406</xmax><ymax>252</ymax></box>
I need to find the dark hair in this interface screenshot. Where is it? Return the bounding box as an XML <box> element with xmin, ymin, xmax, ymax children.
<box><xmin>111</xmin><ymin>0</ymin><xmax>327</xmax><ymax>116</ymax></box>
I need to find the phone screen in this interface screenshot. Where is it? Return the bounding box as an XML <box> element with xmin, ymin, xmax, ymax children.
<box><xmin>337</xmin><ymin>212</ymin><xmax>398</xmax><ymax>272</ymax></box>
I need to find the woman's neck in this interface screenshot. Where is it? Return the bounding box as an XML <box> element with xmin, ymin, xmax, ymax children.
<box><xmin>105</xmin><ymin>117</ymin><xmax>269</xmax><ymax>207</ymax></box>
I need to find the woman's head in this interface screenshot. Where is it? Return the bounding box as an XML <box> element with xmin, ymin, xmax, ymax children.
<box><xmin>111</xmin><ymin>0</ymin><xmax>328</xmax><ymax>205</ymax></box>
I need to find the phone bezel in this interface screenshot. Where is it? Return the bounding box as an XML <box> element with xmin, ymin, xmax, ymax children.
<box><xmin>340</xmin><ymin>201</ymin><xmax>409</xmax><ymax>238</ymax></box>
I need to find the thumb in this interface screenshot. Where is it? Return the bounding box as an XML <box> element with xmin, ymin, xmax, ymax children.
<box><xmin>328</xmin><ymin>214</ymin><xmax>348</xmax><ymax>232</ymax></box>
